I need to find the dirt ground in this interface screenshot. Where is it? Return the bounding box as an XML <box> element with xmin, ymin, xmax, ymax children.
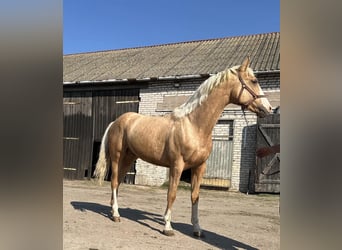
<box><xmin>63</xmin><ymin>180</ymin><xmax>279</xmax><ymax>250</ymax></box>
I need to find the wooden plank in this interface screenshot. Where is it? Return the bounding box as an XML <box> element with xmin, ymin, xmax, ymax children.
<box><xmin>115</xmin><ymin>100</ymin><xmax>140</xmax><ymax>104</ymax></box>
<box><xmin>91</xmin><ymin>88</ymin><xmax>139</xmax><ymax>181</ymax></box>
<box><xmin>255</xmin><ymin>114</ymin><xmax>280</xmax><ymax>193</ymax></box>
<box><xmin>63</xmin><ymin>137</ymin><xmax>79</xmax><ymax>140</ymax></box>
<box><xmin>203</xmin><ymin>120</ymin><xmax>234</xmax><ymax>188</ymax></box>
<box><xmin>258</xmin><ymin>126</ymin><xmax>275</xmax><ymax>147</ymax></box>
<box><xmin>260</xmin><ymin>124</ymin><xmax>280</xmax><ymax>128</ymax></box>
<box><xmin>255</xmin><ymin>183</ymin><xmax>280</xmax><ymax>193</ymax></box>
<box><xmin>261</xmin><ymin>153</ymin><xmax>280</xmax><ymax>175</ymax></box>
<box><xmin>201</xmin><ymin>178</ymin><xmax>230</xmax><ymax>188</ymax></box>
<box><xmin>63</xmin><ymin>91</ymin><xmax>93</xmax><ymax>180</ymax></box>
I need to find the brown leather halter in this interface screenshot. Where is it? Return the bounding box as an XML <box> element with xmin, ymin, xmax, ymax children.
<box><xmin>237</xmin><ymin>71</ymin><xmax>267</xmax><ymax>150</ymax></box>
<box><xmin>237</xmin><ymin>72</ymin><xmax>266</xmax><ymax>110</ymax></box>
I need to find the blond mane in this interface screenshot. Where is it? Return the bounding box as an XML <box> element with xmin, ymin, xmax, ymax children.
<box><xmin>172</xmin><ymin>66</ymin><xmax>241</xmax><ymax>118</ymax></box>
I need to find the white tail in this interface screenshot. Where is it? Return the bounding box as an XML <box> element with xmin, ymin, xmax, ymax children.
<box><xmin>93</xmin><ymin>122</ymin><xmax>114</xmax><ymax>185</ymax></box>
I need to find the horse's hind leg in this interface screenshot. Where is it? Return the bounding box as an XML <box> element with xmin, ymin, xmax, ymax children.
<box><xmin>110</xmin><ymin>150</ymin><xmax>137</xmax><ymax>222</ymax></box>
<box><xmin>191</xmin><ymin>162</ymin><xmax>206</xmax><ymax>237</ymax></box>
<box><xmin>110</xmin><ymin>152</ymin><xmax>121</xmax><ymax>222</ymax></box>
<box><xmin>118</xmin><ymin>150</ymin><xmax>137</xmax><ymax>185</ymax></box>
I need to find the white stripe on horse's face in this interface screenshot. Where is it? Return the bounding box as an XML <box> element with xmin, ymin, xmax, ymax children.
<box><xmin>112</xmin><ymin>189</ymin><xmax>120</xmax><ymax>217</ymax></box>
<box><xmin>257</xmin><ymin>85</ymin><xmax>272</xmax><ymax>111</ymax></box>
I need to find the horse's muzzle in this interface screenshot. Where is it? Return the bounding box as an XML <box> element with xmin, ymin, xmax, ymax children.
<box><xmin>256</xmin><ymin>105</ymin><xmax>272</xmax><ymax>118</ymax></box>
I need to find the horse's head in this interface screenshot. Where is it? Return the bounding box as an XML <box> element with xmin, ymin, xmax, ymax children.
<box><xmin>230</xmin><ymin>57</ymin><xmax>272</xmax><ymax>118</ymax></box>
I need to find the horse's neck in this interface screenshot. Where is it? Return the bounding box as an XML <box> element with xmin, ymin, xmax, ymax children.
<box><xmin>187</xmin><ymin>85</ymin><xmax>230</xmax><ymax>137</ymax></box>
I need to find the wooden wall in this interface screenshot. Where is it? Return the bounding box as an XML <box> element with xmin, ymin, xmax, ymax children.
<box><xmin>63</xmin><ymin>88</ymin><xmax>139</xmax><ymax>180</ymax></box>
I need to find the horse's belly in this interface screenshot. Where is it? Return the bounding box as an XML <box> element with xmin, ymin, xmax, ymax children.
<box><xmin>126</xmin><ymin>132</ymin><xmax>171</xmax><ymax>167</ymax></box>
<box><xmin>137</xmin><ymin>154</ymin><xmax>170</xmax><ymax>168</ymax></box>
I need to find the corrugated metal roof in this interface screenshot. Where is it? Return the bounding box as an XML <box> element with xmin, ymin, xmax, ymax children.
<box><xmin>63</xmin><ymin>32</ymin><xmax>280</xmax><ymax>83</ymax></box>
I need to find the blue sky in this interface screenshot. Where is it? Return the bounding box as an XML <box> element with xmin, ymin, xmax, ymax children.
<box><xmin>63</xmin><ymin>0</ymin><xmax>279</xmax><ymax>55</ymax></box>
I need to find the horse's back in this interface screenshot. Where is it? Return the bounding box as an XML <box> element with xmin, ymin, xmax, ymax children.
<box><xmin>115</xmin><ymin>112</ymin><xmax>140</xmax><ymax>122</ymax></box>
<box><xmin>110</xmin><ymin>112</ymin><xmax>142</xmax><ymax>130</ymax></box>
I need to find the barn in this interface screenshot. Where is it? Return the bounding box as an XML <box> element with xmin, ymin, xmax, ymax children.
<box><xmin>63</xmin><ymin>32</ymin><xmax>280</xmax><ymax>193</ymax></box>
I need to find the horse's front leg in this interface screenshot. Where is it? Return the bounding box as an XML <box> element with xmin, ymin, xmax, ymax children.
<box><xmin>191</xmin><ymin>162</ymin><xmax>206</xmax><ymax>237</ymax></box>
<box><xmin>163</xmin><ymin>164</ymin><xmax>183</xmax><ymax>236</ymax></box>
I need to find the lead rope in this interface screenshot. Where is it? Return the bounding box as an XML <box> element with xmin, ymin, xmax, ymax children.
<box><xmin>242</xmin><ymin>107</ymin><xmax>249</xmax><ymax>148</ymax></box>
<box><xmin>242</xmin><ymin>107</ymin><xmax>250</xmax><ymax>195</ymax></box>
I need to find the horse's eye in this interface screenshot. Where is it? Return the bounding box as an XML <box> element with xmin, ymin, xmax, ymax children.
<box><xmin>251</xmin><ymin>79</ymin><xmax>258</xmax><ymax>84</ymax></box>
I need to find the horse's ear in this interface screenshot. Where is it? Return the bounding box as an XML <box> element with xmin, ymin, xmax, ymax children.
<box><xmin>239</xmin><ymin>56</ymin><xmax>250</xmax><ymax>72</ymax></box>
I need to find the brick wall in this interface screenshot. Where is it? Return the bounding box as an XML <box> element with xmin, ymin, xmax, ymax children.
<box><xmin>257</xmin><ymin>72</ymin><xmax>280</xmax><ymax>90</ymax></box>
<box><xmin>222</xmin><ymin>112</ymin><xmax>257</xmax><ymax>192</ymax></box>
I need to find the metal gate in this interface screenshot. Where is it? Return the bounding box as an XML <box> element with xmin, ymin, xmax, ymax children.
<box><xmin>202</xmin><ymin>120</ymin><xmax>234</xmax><ymax>188</ymax></box>
<box><xmin>255</xmin><ymin>114</ymin><xmax>280</xmax><ymax>193</ymax></box>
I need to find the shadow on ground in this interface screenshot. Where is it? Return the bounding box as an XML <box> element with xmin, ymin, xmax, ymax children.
<box><xmin>71</xmin><ymin>201</ymin><xmax>258</xmax><ymax>250</ymax></box>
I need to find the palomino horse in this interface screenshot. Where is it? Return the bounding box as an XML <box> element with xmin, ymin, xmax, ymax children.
<box><xmin>94</xmin><ymin>57</ymin><xmax>272</xmax><ymax>237</ymax></box>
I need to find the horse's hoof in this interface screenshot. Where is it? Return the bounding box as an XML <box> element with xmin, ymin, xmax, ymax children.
<box><xmin>193</xmin><ymin>231</ymin><xmax>205</xmax><ymax>238</ymax></box>
<box><xmin>113</xmin><ymin>216</ymin><xmax>121</xmax><ymax>222</ymax></box>
<box><xmin>163</xmin><ymin>230</ymin><xmax>175</xmax><ymax>236</ymax></box>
